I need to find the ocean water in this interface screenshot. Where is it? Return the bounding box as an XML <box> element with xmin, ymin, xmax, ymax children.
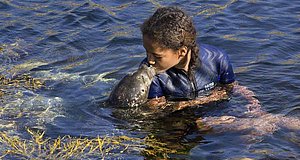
<box><xmin>0</xmin><ymin>0</ymin><xmax>299</xmax><ymax>159</ymax></box>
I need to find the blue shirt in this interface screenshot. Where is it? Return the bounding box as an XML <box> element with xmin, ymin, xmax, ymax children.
<box><xmin>145</xmin><ymin>44</ymin><xmax>235</xmax><ymax>100</ymax></box>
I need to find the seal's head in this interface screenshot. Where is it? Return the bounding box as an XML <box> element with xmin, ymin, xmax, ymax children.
<box><xmin>108</xmin><ymin>64</ymin><xmax>156</xmax><ymax>107</ymax></box>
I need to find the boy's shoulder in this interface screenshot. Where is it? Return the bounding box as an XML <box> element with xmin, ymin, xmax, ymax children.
<box><xmin>199</xmin><ymin>43</ymin><xmax>227</xmax><ymax>55</ymax></box>
<box><xmin>199</xmin><ymin>43</ymin><xmax>229</xmax><ymax>61</ymax></box>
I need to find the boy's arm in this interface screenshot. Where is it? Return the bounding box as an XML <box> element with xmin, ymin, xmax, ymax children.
<box><xmin>144</xmin><ymin>81</ymin><xmax>261</xmax><ymax>114</ymax></box>
<box><xmin>144</xmin><ymin>85</ymin><xmax>230</xmax><ymax>112</ymax></box>
<box><xmin>230</xmin><ymin>81</ymin><xmax>261</xmax><ymax>112</ymax></box>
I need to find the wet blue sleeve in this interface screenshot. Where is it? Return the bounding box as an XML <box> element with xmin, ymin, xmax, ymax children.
<box><xmin>219</xmin><ymin>52</ymin><xmax>235</xmax><ymax>84</ymax></box>
<box><xmin>148</xmin><ymin>76</ymin><xmax>164</xmax><ymax>99</ymax></box>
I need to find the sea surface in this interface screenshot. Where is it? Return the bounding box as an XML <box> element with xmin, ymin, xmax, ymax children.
<box><xmin>0</xmin><ymin>0</ymin><xmax>299</xmax><ymax>159</ymax></box>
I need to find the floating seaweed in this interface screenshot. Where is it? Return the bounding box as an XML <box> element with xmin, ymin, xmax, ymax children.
<box><xmin>0</xmin><ymin>127</ymin><xmax>178</xmax><ymax>159</ymax></box>
<box><xmin>0</xmin><ymin>74</ymin><xmax>44</xmax><ymax>94</ymax></box>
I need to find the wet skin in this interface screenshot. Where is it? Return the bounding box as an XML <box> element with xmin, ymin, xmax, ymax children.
<box><xmin>142</xmin><ymin>35</ymin><xmax>190</xmax><ymax>73</ymax></box>
<box><xmin>196</xmin><ymin>105</ymin><xmax>300</xmax><ymax>138</ymax></box>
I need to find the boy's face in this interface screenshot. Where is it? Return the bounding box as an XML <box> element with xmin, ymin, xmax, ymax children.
<box><xmin>143</xmin><ymin>35</ymin><xmax>183</xmax><ymax>73</ymax></box>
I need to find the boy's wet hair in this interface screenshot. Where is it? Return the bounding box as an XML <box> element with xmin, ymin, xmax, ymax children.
<box><xmin>141</xmin><ymin>6</ymin><xmax>200</xmax><ymax>73</ymax></box>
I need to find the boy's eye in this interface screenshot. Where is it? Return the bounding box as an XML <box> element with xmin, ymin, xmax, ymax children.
<box><xmin>153</xmin><ymin>55</ymin><xmax>162</xmax><ymax>59</ymax></box>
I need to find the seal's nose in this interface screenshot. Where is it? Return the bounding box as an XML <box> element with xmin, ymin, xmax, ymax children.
<box><xmin>148</xmin><ymin>60</ymin><xmax>155</xmax><ymax>65</ymax></box>
<box><xmin>147</xmin><ymin>54</ymin><xmax>155</xmax><ymax>65</ymax></box>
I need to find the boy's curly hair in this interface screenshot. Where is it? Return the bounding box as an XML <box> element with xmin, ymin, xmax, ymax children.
<box><xmin>141</xmin><ymin>6</ymin><xmax>200</xmax><ymax>74</ymax></box>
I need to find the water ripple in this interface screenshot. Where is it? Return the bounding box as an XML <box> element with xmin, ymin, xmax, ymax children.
<box><xmin>1</xmin><ymin>0</ymin><xmax>300</xmax><ymax>159</ymax></box>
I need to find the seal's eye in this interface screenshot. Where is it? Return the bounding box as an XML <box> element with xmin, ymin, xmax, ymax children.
<box><xmin>141</xmin><ymin>89</ymin><xmax>145</xmax><ymax>93</ymax></box>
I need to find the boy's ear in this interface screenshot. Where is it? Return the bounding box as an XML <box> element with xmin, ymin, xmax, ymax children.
<box><xmin>178</xmin><ymin>46</ymin><xmax>188</xmax><ymax>57</ymax></box>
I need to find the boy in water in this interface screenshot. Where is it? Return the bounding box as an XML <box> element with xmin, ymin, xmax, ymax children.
<box><xmin>141</xmin><ymin>6</ymin><xmax>260</xmax><ymax>110</ymax></box>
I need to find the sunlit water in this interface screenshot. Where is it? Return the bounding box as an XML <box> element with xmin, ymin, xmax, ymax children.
<box><xmin>0</xmin><ymin>0</ymin><xmax>299</xmax><ymax>159</ymax></box>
